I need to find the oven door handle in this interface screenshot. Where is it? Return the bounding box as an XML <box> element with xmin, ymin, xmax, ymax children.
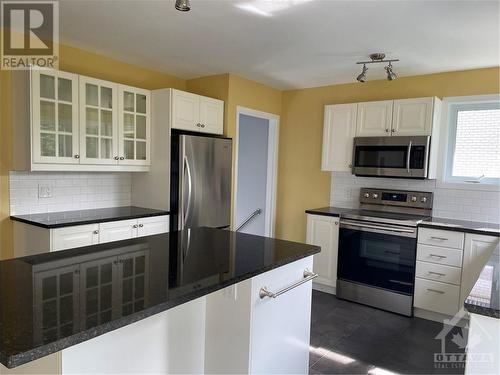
<box><xmin>406</xmin><ymin>140</ymin><xmax>412</xmax><ymax>173</ymax></box>
<box><xmin>340</xmin><ymin>220</ymin><xmax>415</xmax><ymax>234</ymax></box>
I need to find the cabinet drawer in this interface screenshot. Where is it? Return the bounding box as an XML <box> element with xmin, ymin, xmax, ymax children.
<box><xmin>137</xmin><ymin>215</ymin><xmax>169</xmax><ymax>237</ymax></box>
<box><xmin>99</xmin><ymin>219</ymin><xmax>138</xmax><ymax>244</ymax></box>
<box><xmin>418</xmin><ymin>228</ymin><xmax>464</xmax><ymax>249</ymax></box>
<box><xmin>415</xmin><ymin>261</ymin><xmax>462</xmax><ymax>285</ymax></box>
<box><xmin>417</xmin><ymin>244</ymin><xmax>463</xmax><ymax>267</ymax></box>
<box><xmin>414</xmin><ymin>278</ymin><xmax>460</xmax><ymax>315</ymax></box>
<box><xmin>52</xmin><ymin>224</ymin><xmax>99</xmax><ymax>252</ymax></box>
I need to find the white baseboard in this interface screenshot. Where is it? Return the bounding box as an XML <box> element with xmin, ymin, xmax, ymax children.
<box><xmin>414</xmin><ymin>307</ymin><xmax>468</xmax><ymax>327</ymax></box>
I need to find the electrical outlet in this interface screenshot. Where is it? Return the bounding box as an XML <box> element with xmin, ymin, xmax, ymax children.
<box><xmin>38</xmin><ymin>184</ymin><xmax>53</xmax><ymax>198</ymax></box>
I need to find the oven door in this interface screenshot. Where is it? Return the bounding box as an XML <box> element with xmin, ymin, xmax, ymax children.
<box><xmin>338</xmin><ymin>220</ymin><xmax>417</xmax><ymax>295</ymax></box>
<box><xmin>352</xmin><ymin>136</ymin><xmax>430</xmax><ymax>178</ymax></box>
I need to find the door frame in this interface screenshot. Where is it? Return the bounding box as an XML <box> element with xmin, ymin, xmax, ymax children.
<box><xmin>234</xmin><ymin>106</ymin><xmax>280</xmax><ymax>237</ymax></box>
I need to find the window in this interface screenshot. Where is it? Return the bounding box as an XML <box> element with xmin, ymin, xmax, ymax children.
<box><xmin>445</xmin><ymin>99</ymin><xmax>500</xmax><ymax>184</ymax></box>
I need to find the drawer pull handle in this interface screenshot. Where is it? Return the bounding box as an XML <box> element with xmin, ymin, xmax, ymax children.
<box><xmin>430</xmin><ymin>236</ymin><xmax>448</xmax><ymax>241</ymax></box>
<box><xmin>133</xmin><ymin>224</ymin><xmax>138</xmax><ymax>228</ymax></box>
<box><xmin>426</xmin><ymin>288</ymin><xmax>445</xmax><ymax>294</ymax></box>
<box><xmin>429</xmin><ymin>254</ymin><xmax>447</xmax><ymax>259</ymax></box>
<box><xmin>428</xmin><ymin>271</ymin><xmax>446</xmax><ymax>277</ymax></box>
<box><xmin>259</xmin><ymin>269</ymin><xmax>318</xmax><ymax>299</ymax></box>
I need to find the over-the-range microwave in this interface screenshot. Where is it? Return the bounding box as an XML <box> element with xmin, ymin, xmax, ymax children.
<box><xmin>351</xmin><ymin>135</ymin><xmax>431</xmax><ymax>179</ymax></box>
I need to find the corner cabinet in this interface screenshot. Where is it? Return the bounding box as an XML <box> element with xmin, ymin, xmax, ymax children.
<box><xmin>171</xmin><ymin>89</ymin><xmax>223</xmax><ymax>134</ymax></box>
<box><xmin>306</xmin><ymin>214</ymin><xmax>339</xmax><ymax>294</ymax></box>
<box><xmin>12</xmin><ymin>69</ymin><xmax>151</xmax><ymax>172</ymax></box>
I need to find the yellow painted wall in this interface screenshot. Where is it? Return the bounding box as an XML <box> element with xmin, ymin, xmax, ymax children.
<box><xmin>275</xmin><ymin>67</ymin><xmax>500</xmax><ymax>242</ymax></box>
<box><xmin>0</xmin><ymin>44</ymin><xmax>187</xmax><ymax>259</ymax></box>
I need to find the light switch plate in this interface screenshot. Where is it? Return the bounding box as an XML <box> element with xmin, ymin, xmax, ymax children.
<box><xmin>38</xmin><ymin>184</ymin><xmax>53</xmax><ymax>198</ymax></box>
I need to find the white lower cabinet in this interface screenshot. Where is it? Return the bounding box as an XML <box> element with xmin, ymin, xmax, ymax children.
<box><xmin>52</xmin><ymin>224</ymin><xmax>99</xmax><ymax>252</ymax></box>
<box><xmin>306</xmin><ymin>214</ymin><xmax>339</xmax><ymax>293</ymax></box>
<box><xmin>414</xmin><ymin>277</ymin><xmax>461</xmax><ymax>316</ymax></box>
<box><xmin>13</xmin><ymin>215</ymin><xmax>169</xmax><ymax>256</ymax></box>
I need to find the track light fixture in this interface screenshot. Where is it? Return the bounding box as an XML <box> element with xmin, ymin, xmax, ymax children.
<box><xmin>355</xmin><ymin>53</ymin><xmax>399</xmax><ymax>82</ymax></box>
<box><xmin>175</xmin><ymin>0</ymin><xmax>191</xmax><ymax>11</ymax></box>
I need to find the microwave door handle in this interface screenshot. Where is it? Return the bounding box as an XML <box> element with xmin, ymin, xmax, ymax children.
<box><xmin>406</xmin><ymin>140</ymin><xmax>412</xmax><ymax>173</ymax></box>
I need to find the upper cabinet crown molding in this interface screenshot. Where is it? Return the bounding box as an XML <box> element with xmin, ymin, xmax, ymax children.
<box><xmin>11</xmin><ymin>68</ymin><xmax>152</xmax><ymax>172</ymax></box>
<box><xmin>171</xmin><ymin>89</ymin><xmax>224</xmax><ymax>135</ymax></box>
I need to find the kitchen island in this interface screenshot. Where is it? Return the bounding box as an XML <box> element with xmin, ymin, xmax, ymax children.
<box><xmin>0</xmin><ymin>227</ymin><xmax>320</xmax><ymax>374</ymax></box>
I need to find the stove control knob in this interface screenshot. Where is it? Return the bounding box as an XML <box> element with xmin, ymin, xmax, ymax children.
<box><xmin>411</xmin><ymin>196</ymin><xmax>417</xmax><ymax>202</ymax></box>
<box><xmin>372</xmin><ymin>193</ymin><xmax>379</xmax><ymax>199</ymax></box>
<box><xmin>421</xmin><ymin>197</ymin><xmax>428</xmax><ymax>203</ymax></box>
<box><xmin>364</xmin><ymin>193</ymin><xmax>370</xmax><ymax>198</ymax></box>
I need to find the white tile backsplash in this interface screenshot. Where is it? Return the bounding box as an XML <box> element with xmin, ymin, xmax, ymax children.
<box><xmin>9</xmin><ymin>171</ymin><xmax>132</xmax><ymax>215</ymax></box>
<box><xmin>330</xmin><ymin>172</ymin><xmax>500</xmax><ymax>224</ymax></box>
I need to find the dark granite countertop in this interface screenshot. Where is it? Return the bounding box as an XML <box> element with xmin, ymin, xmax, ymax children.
<box><xmin>305</xmin><ymin>206</ymin><xmax>355</xmax><ymax>217</ymax></box>
<box><xmin>0</xmin><ymin>227</ymin><xmax>320</xmax><ymax>368</ymax></box>
<box><xmin>419</xmin><ymin>217</ymin><xmax>500</xmax><ymax>237</ymax></box>
<box><xmin>10</xmin><ymin>206</ymin><xmax>169</xmax><ymax>229</ymax></box>
<box><xmin>464</xmin><ymin>247</ymin><xmax>500</xmax><ymax>318</ymax></box>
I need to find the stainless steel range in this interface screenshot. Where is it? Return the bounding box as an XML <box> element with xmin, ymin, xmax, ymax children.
<box><xmin>337</xmin><ymin>188</ymin><xmax>433</xmax><ymax>316</ymax></box>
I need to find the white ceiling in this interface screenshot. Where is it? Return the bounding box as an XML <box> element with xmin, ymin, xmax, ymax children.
<box><xmin>58</xmin><ymin>0</ymin><xmax>500</xmax><ymax>90</ymax></box>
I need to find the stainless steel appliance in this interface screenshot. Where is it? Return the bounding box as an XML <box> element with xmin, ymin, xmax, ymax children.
<box><xmin>170</xmin><ymin>131</ymin><xmax>232</xmax><ymax>231</ymax></box>
<box><xmin>352</xmin><ymin>136</ymin><xmax>431</xmax><ymax>178</ymax></box>
<box><xmin>337</xmin><ymin>188</ymin><xmax>433</xmax><ymax>316</ymax></box>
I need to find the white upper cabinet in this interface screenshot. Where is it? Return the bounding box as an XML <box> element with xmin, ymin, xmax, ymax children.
<box><xmin>171</xmin><ymin>89</ymin><xmax>224</xmax><ymax>134</ymax></box>
<box><xmin>356</xmin><ymin>100</ymin><xmax>393</xmax><ymax>136</ymax></box>
<box><xmin>31</xmin><ymin>70</ymin><xmax>80</xmax><ymax>164</ymax></box>
<box><xmin>79</xmin><ymin>76</ymin><xmax>119</xmax><ymax>165</ymax></box>
<box><xmin>321</xmin><ymin>103</ymin><xmax>357</xmax><ymax>172</ymax></box>
<box><xmin>118</xmin><ymin>85</ymin><xmax>151</xmax><ymax>166</ymax></box>
<box><xmin>392</xmin><ymin>97</ymin><xmax>435</xmax><ymax>136</ymax></box>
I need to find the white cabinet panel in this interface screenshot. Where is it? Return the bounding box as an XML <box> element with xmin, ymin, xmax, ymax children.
<box><xmin>199</xmin><ymin>96</ymin><xmax>224</xmax><ymax>135</ymax></box>
<box><xmin>31</xmin><ymin>69</ymin><xmax>80</xmax><ymax>164</ymax></box>
<box><xmin>171</xmin><ymin>90</ymin><xmax>200</xmax><ymax>131</ymax></box>
<box><xmin>416</xmin><ymin>244</ymin><xmax>463</xmax><ymax>267</ymax></box>
<box><xmin>356</xmin><ymin>100</ymin><xmax>393</xmax><ymax>137</ymax></box>
<box><xmin>52</xmin><ymin>224</ymin><xmax>99</xmax><ymax>251</ymax></box>
<box><xmin>306</xmin><ymin>214</ymin><xmax>339</xmax><ymax>289</ymax></box>
<box><xmin>321</xmin><ymin>104</ymin><xmax>357</xmax><ymax>172</ymax></box>
<box><xmin>99</xmin><ymin>219</ymin><xmax>138</xmax><ymax>244</ymax></box>
<box><xmin>418</xmin><ymin>227</ymin><xmax>465</xmax><ymax>250</ymax></box>
<box><xmin>414</xmin><ymin>277</ymin><xmax>460</xmax><ymax>316</ymax></box>
<box><xmin>415</xmin><ymin>261</ymin><xmax>462</xmax><ymax>285</ymax></box>
<box><xmin>137</xmin><ymin>215</ymin><xmax>169</xmax><ymax>237</ymax></box>
<box><xmin>250</xmin><ymin>256</ymin><xmax>313</xmax><ymax>374</ymax></box>
<box><xmin>460</xmin><ymin>234</ymin><xmax>499</xmax><ymax>305</ymax></box>
<box><xmin>392</xmin><ymin>97</ymin><xmax>435</xmax><ymax>136</ymax></box>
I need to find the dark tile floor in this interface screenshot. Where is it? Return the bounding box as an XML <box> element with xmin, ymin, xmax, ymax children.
<box><xmin>309</xmin><ymin>291</ymin><xmax>468</xmax><ymax>375</ymax></box>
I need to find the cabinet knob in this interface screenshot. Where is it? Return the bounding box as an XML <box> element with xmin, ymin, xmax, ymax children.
<box><xmin>201</xmin><ymin>124</ymin><xmax>206</xmax><ymax>128</ymax></box>
<box><xmin>391</xmin><ymin>129</ymin><xmax>395</xmax><ymax>133</ymax></box>
<box><xmin>334</xmin><ymin>221</ymin><xmax>338</xmax><ymax>226</ymax></box>
<box><xmin>196</xmin><ymin>123</ymin><xmax>201</xmax><ymax>127</ymax></box>
<box><xmin>93</xmin><ymin>230</ymin><xmax>99</xmax><ymax>234</ymax></box>
<box><xmin>133</xmin><ymin>224</ymin><xmax>138</xmax><ymax>228</ymax></box>
<box><xmin>138</xmin><ymin>223</ymin><xmax>144</xmax><ymax>228</ymax></box>
<box><xmin>114</xmin><ymin>156</ymin><xmax>119</xmax><ymax>160</ymax></box>
<box><xmin>74</xmin><ymin>154</ymin><xmax>80</xmax><ymax>159</ymax></box>
<box><xmin>385</xmin><ymin>129</ymin><xmax>389</xmax><ymax>133</ymax></box>
<box><xmin>119</xmin><ymin>156</ymin><xmax>125</xmax><ymax>160</ymax></box>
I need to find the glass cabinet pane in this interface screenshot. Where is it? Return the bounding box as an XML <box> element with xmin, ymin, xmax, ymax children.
<box><xmin>124</xmin><ymin>114</ymin><xmax>134</xmax><ymax>138</ymax></box>
<box><xmin>124</xmin><ymin>92</ymin><xmax>134</xmax><ymax>112</ymax></box>
<box><xmin>41</xmin><ymin>133</ymin><xmax>56</xmax><ymax>156</ymax></box>
<box><xmin>136</xmin><ymin>141</ymin><xmax>146</xmax><ymax>160</ymax></box>
<box><xmin>86</xmin><ymin>137</ymin><xmax>98</xmax><ymax>158</ymax></box>
<box><xmin>58</xmin><ymin>78</ymin><xmax>72</xmax><ymax>102</ymax></box>
<box><xmin>136</xmin><ymin>94</ymin><xmax>146</xmax><ymax>114</ymax></box>
<box><xmin>124</xmin><ymin>140</ymin><xmax>134</xmax><ymax>159</ymax></box>
<box><xmin>86</xmin><ymin>108</ymin><xmax>99</xmax><ymax>135</ymax></box>
<box><xmin>58</xmin><ymin>103</ymin><xmax>72</xmax><ymax>133</ymax></box>
<box><xmin>86</xmin><ymin>84</ymin><xmax>99</xmax><ymax>106</ymax></box>
<box><xmin>101</xmin><ymin>110</ymin><xmax>112</xmax><ymax>136</ymax></box>
<box><xmin>58</xmin><ymin>134</ymin><xmax>73</xmax><ymax>157</ymax></box>
<box><xmin>136</xmin><ymin>115</ymin><xmax>146</xmax><ymax>139</ymax></box>
<box><xmin>40</xmin><ymin>101</ymin><xmax>55</xmax><ymax>131</ymax></box>
<box><xmin>40</xmin><ymin>74</ymin><xmax>55</xmax><ymax>99</ymax></box>
<box><xmin>101</xmin><ymin>87</ymin><xmax>112</xmax><ymax>109</ymax></box>
<box><xmin>101</xmin><ymin>139</ymin><xmax>112</xmax><ymax>159</ymax></box>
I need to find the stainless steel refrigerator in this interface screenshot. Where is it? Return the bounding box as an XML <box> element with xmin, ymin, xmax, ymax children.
<box><xmin>170</xmin><ymin>132</ymin><xmax>232</xmax><ymax>231</ymax></box>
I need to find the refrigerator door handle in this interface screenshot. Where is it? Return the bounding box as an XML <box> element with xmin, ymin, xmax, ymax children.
<box><xmin>183</xmin><ymin>155</ymin><xmax>193</xmax><ymax>228</ymax></box>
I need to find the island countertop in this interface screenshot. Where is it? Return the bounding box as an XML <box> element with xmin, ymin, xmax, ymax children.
<box><xmin>0</xmin><ymin>227</ymin><xmax>320</xmax><ymax>368</ymax></box>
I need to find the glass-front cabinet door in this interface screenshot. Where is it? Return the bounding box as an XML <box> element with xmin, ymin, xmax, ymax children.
<box><xmin>79</xmin><ymin>77</ymin><xmax>118</xmax><ymax>164</ymax></box>
<box><xmin>31</xmin><ymin>70</ymin><xmax>79</xmax><ymax>164</ymax></box>
<box><xmin>118</xmin><ymin>85</ymin><xmax>151</xmax><ymax>166</ymax></box>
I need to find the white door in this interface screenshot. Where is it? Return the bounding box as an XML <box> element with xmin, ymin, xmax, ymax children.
<box><xmin>306</xmin><ymin>214</ymin><xmax>339</xmax><ymax>289</ymax></box>
<box><xmin>171</xmin><ymin>89</ymin><xmax>200</xmax><ymax>132</ymax></box>
<box><xmin>199</xmin><ymin>96</ymin><xmax>224</xmax><ymax>134</ymax></box>
<box><xmin>392</xmin><ymin>97</ymin><xmax>434</xmax><ymax>136</ymax></box>
<box><xmin>137</xmin><ymin>216</ymin><xmax>169</xmax><ymax>237</ymax></box>
<box><xmin>460</xmin><ymin>234</ymin><xmax>499</xmax><ymax>304</ymax></box>
<box><xmin>51</xmin><ymin>224</ymin><xmax>99</xmax><ymax>251</ymax></box>
<box><xmin>31</xmin><ymin>70</ymin><xmax>80</xmax><ymax>164</ymax></box>
<box><xmin>356</xmin><ymin>100</ymin><xmax>393</xmax><ymax>136</ymax></box>
<box><xmin>79</xmin><ymin>76</ymin><xmax>119</xmax><ymax>164</ymax></box>
<box><xmin>99</xmin><ymin>219</ymin><xmax>138</xmax><ymax>244</ymax></box>
<box><xmin>321</xmin><ymin>103</ymin><xmax>357</xmax><ymax>171</ymax></box>
<box><xmin>250</xmin><ymin>256</ymin><xmax>313</xmax><ymax>374</ymax></box>
<box><xmin>118</xmin><ymin>85</ymin><xmax>151</xmax><ymax>166</ymax></box>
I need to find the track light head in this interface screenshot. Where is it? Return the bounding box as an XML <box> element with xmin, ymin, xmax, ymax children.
<box><xmin>385</xmin><ymin>62</ymin><xmax>397</xmax><ymax>81</ymax></box>
<box><xmin>175</xmin><ymin>0</ymin><xmax>191</xmax><ymax>11</ymax></box>
<box><xmin>356</xmin><ymin>64</ymin><xmax>368</xmax><ymax>83</ymax></box>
